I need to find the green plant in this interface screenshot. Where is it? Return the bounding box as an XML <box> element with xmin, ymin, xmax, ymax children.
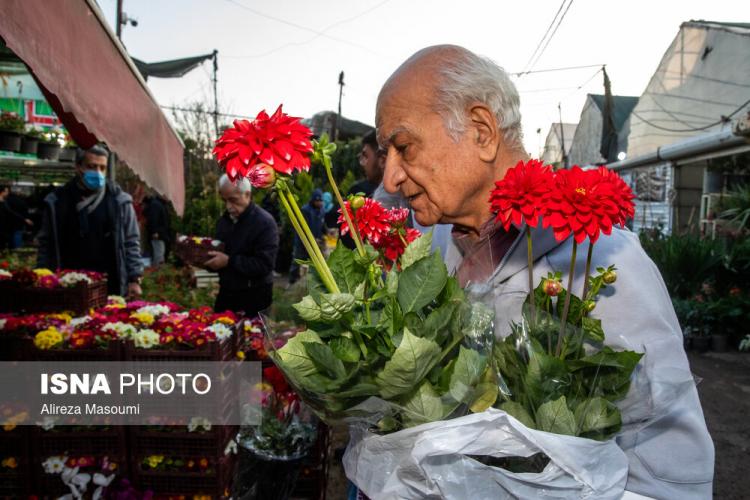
<box><xmin>639</xmin><ymin>231</ymin><xmax>723</xmax><ymax>298</ymax></box>
<box><xmin>0</xmin><ymin>111</ymin><xmax>25</xmax><ymax>132</ymax></box>
<box><xmin>24</xmin><ymin>125</ymin><xmax>43</xmax><ymax>138</ymax></box>
<box><xmin>719</xmin><ymin>184</ymin><xmax>750</xmax><ymax>232</ymax></box>
<box><xmin>140</xmin><ymin>263</ymin><xmax>217</xmax><ymax>309</ymax></box>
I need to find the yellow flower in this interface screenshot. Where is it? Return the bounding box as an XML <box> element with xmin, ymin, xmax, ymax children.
<box><xmin>33</xmin><ymin>268</ymin><xmax>54</xmax><ymax>277</ymax></box>
<box><xmin>34</xmin><ymin>328</ymin><xmax>63</xmax><ymax>350</ymax></box>
<box><xmin>191</xmin><ymin>237</ymin><xmax>203</xmax><ymax>244</ymax></box>
<box><xmin>47</xmin><ymin>313</ymin><xmax>72</xmax><ymax>323</ymax></box>
<box><xmin>145</xmin><ymin>455</ymin><xmax>164</xmax><ymax>468</ymax></box>
<box><xmin>1</xmin><ymin>457</ymin><xmax>17</xmax><ymax>469</ymax></box>
<box><xmin>130</xmin><ymin>312</ymin><xmax>155</xmax><ymax>326</ymax></box>
<box><xmin>216</xmin><ymin>316</ymin><xmax>235</xmax><ymax>326</ymax></box>
<box><xmin>3</xmin><ymin>424</ymin><xmax>16</xmax><ymax>431</ymax></box>
<box><xmin>236</xmin><ymin>351</ymin><xmax>246</xmax><ymax>360</ymax></box>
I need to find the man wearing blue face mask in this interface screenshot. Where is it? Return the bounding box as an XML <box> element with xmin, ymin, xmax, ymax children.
<box><xmin>37</xmin><ymin>144</ymin><xmax>143</xmax><ymax>298</ymax></box>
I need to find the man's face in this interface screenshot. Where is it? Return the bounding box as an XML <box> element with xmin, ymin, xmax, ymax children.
<box><xmin>376</xmin><ymin>79</ymin><xmax>491</xmax><ymax>227</ymax></box>
<box><xmin>358</xmin><ymin>144</ymin><xmax>384</xmax><ymax>185</ymax></box>
<box><xmin>76</xmin><ymin>152</ymin><xmax>107</xmax><ymax>179</ymax></box>
<box><xmin>219</xmin><ymin>183</ymin><xmax>251</xmax><ymax>219</ymax></box>
<box><xmin>312</xmin><ymin>199</ymin><xmax>323</xmax><ymax>210</ymax></box>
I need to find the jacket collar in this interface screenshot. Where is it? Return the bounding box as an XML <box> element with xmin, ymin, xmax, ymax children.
<box><xmin>486</xmin><ymin>224</ymin><xmax>566</xmax><ymax>284</ymax></box>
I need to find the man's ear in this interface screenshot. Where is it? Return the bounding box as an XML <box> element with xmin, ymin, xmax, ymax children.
<box><xmin>468</xmin><ymin>104</ymin><xmax>501</xmax><ymax>163</ymax></box>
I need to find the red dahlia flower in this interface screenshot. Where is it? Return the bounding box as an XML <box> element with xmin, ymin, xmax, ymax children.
<box><xmin>263</xmin><ymin>365</ymin><xmax>290</xmax><ymax>395</ymax></box>
<box><xmin>212</xmin><ymin>105</ymin><xmax>313</xmax><ymax>181</ymax></box>
<box><xmin>378</xmin><ymin>227</ymin><xmax>421</xmax><ymax>262</ymax></box>
<box><xmin>338</xmin><ymin>198</ymin><xmax>391</xmax><ymax>245</ymax></box>
<box><xmin>544</xmin><ymin>166</ymin><xmax>622</xmax><ymax>244</ymax></box>
<box><xmin>595</xmin><ymin>166</ymin><xmax>636</xmax><ymax>226</ymax></box>
<box><xmin>490</xmin><ymin>159</ymin><xmax>555</xmax><ymax>231</ymax></box>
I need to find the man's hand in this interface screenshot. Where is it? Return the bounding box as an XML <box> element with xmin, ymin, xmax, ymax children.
<box><xmin>204</xmin><ymin>251</ymin><xmax>229</xmax><ymax>271</ymax></box>
<box><xmin>127</xmin><ymin>282</ymin><xmax>142</xmax><ymax>299</ymax></box>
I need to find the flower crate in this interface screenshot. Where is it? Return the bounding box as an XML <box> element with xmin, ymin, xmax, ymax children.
<box><xmin>31</xmin><ymin>427</ymin><xmax>128</xmax><ymax>459</ymax></box>
<box><xmin>133</xmin><ymin>454</ymin><xmax>236</xmax><ymax>498</ymax></box>
<box><xmin>1</xmin><ymin>279</ymin><xmax>108</xmax><ymax>315</ymax></box>
<box><xmin>32</xmin><ymin>455</ymin><xmax>126</xmax><ymax>497</ymax></box>
<box><xmin>130</xmin><ymin>425</ymin><xmax>238</xmax><ymax>458</ymax></box>
<box><xmin>0</xmin><ymin>427</ymin><xmax>30</xmax><ymax>497</ymax></box>
<box><xmin>123</xmin><ymin>337</ymin><xmax>236</xmax><ymax>362</ymax></box>
<box><xmin>291</xmin><ymin>423</ymin><xmax>331</xmax><ymax>500</ymax></box>
<box><xmin>174</xmin><ymin>235</ymin><xmax>225</xmax><ymax>267</ymax></box>
<box><xmin>23</xmin><ymin>337</ymin><xmax>122</xmax><ymax>362</ymax></box>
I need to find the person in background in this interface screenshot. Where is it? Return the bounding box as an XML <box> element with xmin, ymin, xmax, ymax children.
<box><xmin>37</xmin><ymin>145</ymin><xmax>143</xmax><ymax>297</ymax></box>
<box><xmin>206</xmin><ymin>175</ymin><xmax>278</xmax><ymax>316</ymax></box>
<box><xmin>143</xmin><ymin>193</ymin><xmax>171</xmax><ymax>266</ymax></box>
<box><xmin>288</xmin><ymin>189</ymin><xmax>324</xmax><ymax>285</ymax></box>
<box><xmin>360</xmin><ymin>130</ymin><xmax>409</xmax><ymax>210</ymax></box>
<box><xmin>0</xmin><ymin>185</ymin><xmax>32</xmax><ymax>248</ymax></box>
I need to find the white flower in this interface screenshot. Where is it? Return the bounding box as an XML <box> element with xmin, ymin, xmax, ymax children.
<box><xmin>177</xmin><ymin>235</ymin><xmax>188</xmax><ymax>243</ymax></box>
<box><xmin>70</xmin><ymin>316</ymin><xmax>91</xmax><ymax>328</ymax></box>
<box><xmin>0</xmin><ymin>319</ymin><xmax>6</xmax><ymax>331</ymax></box>
<box><xmin>136</xmin><ymin>304</ymin><xmax>171</xmax><ymax>318</ymax></box>
<box><xmin>224</xmin><ymin>438</ymin><xmax>238</xmax><ymax>455</ymax></box>
<box><xmin>102</xmin><ymin>322</ymin><xmax>137</xmax><ymax>339</ymax></box>
<box><xmin>37</xmin><ymin>416</ymin><xmax>57</xmax><ymax>431</ymax></box>
<box><xmin>0</xmin><ymin>269</ymin><xmax>11</xmax><ymax>279</ymax></box>
<box><xmin>59</xmin><ymin>272</ymin><xmax>93</xmax><ymax>287</ymax></box>
<box><xmin>211</xmin><ymin>240</ymin><xmax>222</xmax><ymax>247</ymax></box>
<box><xmin>42</xmin><ymin>455</ymin><xmax>67</xmax><ymax>474</ymax></box>
<box><xmin>187</xmin><ymin>416</ymin><xmax>212</xmax><ymax>432</ymax></box>
<box><xmin>133</xmin><ymin>329</ymin><xmax>160</xmax><ymax>349</ymax></box>
<box><xmin>207</xmin><ymin>323</ymin><xmax>233</xmax><ymax>341</ymax></box>
<box><xmin>107</xmin><ymin>295</ymin><xmax>126</xmax><ymax>305</ymax></box>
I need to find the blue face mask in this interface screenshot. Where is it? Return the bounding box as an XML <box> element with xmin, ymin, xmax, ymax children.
<box><xmin>82</xmin><ymin>170</ymin><xmax>106</xmax><ymax>191</ymax></box>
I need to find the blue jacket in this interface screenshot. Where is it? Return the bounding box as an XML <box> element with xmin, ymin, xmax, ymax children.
<box><xmin>446</xmin><ymin>226</ymin><xmax>714</xmax><ymax>500</ymax></box>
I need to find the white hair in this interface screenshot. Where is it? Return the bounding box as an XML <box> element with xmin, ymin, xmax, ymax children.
<box><xmin>434</xmin><ymin>51</ymin><xmax>524</xmax><ymax>149</ymax></box>
<box><xmin>218</xmin><ymin>174</ymin><xmax>252</xmax><ymax>194</ymax></box>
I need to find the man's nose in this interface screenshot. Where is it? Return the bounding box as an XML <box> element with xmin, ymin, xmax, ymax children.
<box><xmin>383</xmin><ymin>149</ymin><xmax>407</xmax><ymax>194</ymax></box>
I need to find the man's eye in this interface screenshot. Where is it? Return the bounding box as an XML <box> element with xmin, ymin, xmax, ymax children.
<box><xmin>395</xmin><ymin>144</ymin><xmax>408</xmax><ymax>154</ymax></box>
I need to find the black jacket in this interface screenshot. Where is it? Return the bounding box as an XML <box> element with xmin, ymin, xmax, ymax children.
<box><xmin>215</xmin><ymin>203</ymin><xmax>279</xmax><ymax>292</ymax></box>
<box><xmin>143</xmin><ymin>196</ymin><xmax>171</xmax><ymax>242</ymax></box>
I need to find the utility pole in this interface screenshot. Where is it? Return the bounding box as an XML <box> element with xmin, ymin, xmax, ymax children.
<box><xmin>558</xmin><ymin>103</ymin><xmax>568</xmax><ymax>169</ymax></box>
<box><xmin>212</xmin><ymin>50</ymin><xmax>219</xmax><ymax>137</ymax></box>
<box><xmin>116</xmin><ymin>0</ymin><xmax>123</xmax><ymax>39</ymax></box>
<box><xmin>335</xmin><ymin>71</ymin><xmax>345</xmax><ymax>141</ymax></box>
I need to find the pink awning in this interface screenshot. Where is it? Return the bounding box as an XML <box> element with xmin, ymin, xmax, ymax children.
<box><xmin>0</xmin><ymin>0</ymin><xmax>185</xmax><ymax>214</ymax></box>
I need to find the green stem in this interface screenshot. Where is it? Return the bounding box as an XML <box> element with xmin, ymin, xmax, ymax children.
<box><xmin>440</xmin><ymin>332</ymin><xmax>464</xmax><ymax>364</ymax></box>
<box><xmin>555</xmin><ymin>240</ymin><xmax>578</xmax><ymax>357</ymax></box>
<box><xmin>278</xmin><ymin>188</ymin><xmax>338</xmax><ymax>294</ymax></box>
<box><xmin>352</xmin><ymin>329</ymin><xmax>368</xmax><ymax>358</ymax></box>
<box><xmin>526</xmin><ymin>226</ymin><xmax>536</xmax><ymax>326</ymax></box>
<box><xmin>582</xmin><ymin>242</ymin><xmax>594</xmax><ymax>303</ymax></box>
<box><xmin>322</xmin><ymin>155</ymin><xmax>366</xmax><ymax>257</ymax></box>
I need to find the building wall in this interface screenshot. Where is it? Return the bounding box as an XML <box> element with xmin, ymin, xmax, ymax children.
<box><xmin>568</xmin><ymin>98</ymin><xmax>605</xmax><ymax>167</ymax></box>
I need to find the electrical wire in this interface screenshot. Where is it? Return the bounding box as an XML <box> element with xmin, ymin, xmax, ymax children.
<box><xmin>630</xmin><ymin>97</ymin><xmax>750</xmax><ymax>133</ymax></box>
<box><xmin>511</xmin><ymin>63</ymin><xmax>604</xmax><ymax>76</ymax></box>
<box><xmin>519</xmin><ymin>0</ymin><xmax>567</xmax><ymax>76</ymax></box>
<box><xmin>525</xmin><ymin>0</ymin><xmax>575</xmax><ymax>74</ymax></box>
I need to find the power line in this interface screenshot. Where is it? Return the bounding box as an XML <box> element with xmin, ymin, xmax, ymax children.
<box><xmin>223</xmin><ymin>0</ymin><xmax>378</xmax><ymax>55</ymax></box>
<box><xmin>161</xmin><ymin>105</ymin><xmax>255</xmax><ymax>120</ymax></box>
<box><xmin>511</xmin><ymin>63</ymin><xmax>603</xmax><ymax>76</ymax></box>
<box><xmin>519</xmin><ymin>0</ymin><xmax>567</xmax><ymax>76</ymax></box>
<box><xmin>630</xmin><ymin>97</ymin><xmax>750</xmax><ymax>133</ymax></box>
<box><xmin>525</xmin><ymin>0</ymin><xmax>575</xmax><ymax>74</ymax></box>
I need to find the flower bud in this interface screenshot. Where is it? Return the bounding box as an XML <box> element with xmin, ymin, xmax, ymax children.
<box><xmin>602</xmin><ymin>270</ymin><xmax>617</xmax><ymax>284</ymax></box>
<box><xmin>350</xmin><ymin>196</ymin><xmax>365</xmax><ymax>210</ymax></box>
<box><xmin>543</xmin><ymin>279</ymin><xmax>562</xmax><ymax>297</ymax></box>
<box><xmin>584</xmin><ymin>301</ymin><xmax>596</xmax><ymax>312</ymax></box>
<box><xmin>247</xmin><ymin>163</ymin><xmax>276</xmax><ymax>189</ymax></box>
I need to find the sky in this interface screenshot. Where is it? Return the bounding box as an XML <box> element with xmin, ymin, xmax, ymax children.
<box><xmin>101</xmin><ymin>0</ymin><xmax>745</xmax><ymax>156</ymax></box>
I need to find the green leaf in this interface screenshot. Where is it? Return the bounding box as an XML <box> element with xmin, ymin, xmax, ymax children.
<box><xmin>574</xmin><ymin>397</ymin><xmax>622</xmax><ymax>440</ymax></box>
<box><xmin>375</xmin><ymin>328</ymin><xmax>442</xmax><ymax>399</ymax></box>
<box><xmin>376</xmin><ymin>298</ymin><xmax>403</xmax><ymax>338</ymax></box>
<box><xmin>401</xmin><ymin>380</ymin><xmax>446</xmax><ymax>425</ymax></box>
<box><xmin>329</xmin><ymin>335</ymin><xmax>360</xmax><ymax>363</ymax></box>
<box><xmin>469</xmin><ymin>367</ymin><xmax>499</xmax><ymax>413</ymax></box>
<box><xmin>304</xmin><ymin>341</ymin><xmax>347</xmax><ymax>379</ymax></box>
<box><xmin>449</xmin><ymin>346</ymin><xmax>488</xmax><ymax>403</ymax></box>
<box><xmin>328</xmin><ymin>244</ymin><xmax>367</xmax><ymax>294</ymax></box>
<box><xmin>568</xmin><ymin>347</ymin><xmax>643</xmax><ymax>372</ymax></box>
<box><xmin>524</xmin><ymin>350</ymin><xmax>570</xmax><ymax>408</ymax></box>
<box><xmin>319</xmin><ymin>293</ymin><xmax>356</xmax><ymax>321</ymax></box>
<box><xmin>273</xmin><ymin>330</ymin><xmax>324</xmax><ymax>379</ymax></box>
<box><xmin>500</xmin><ymin>401</ymin><xmax>536</xmax><ymax>429</ymax></box>
<box><xmin>397</xmin><ymin>252</ymin><xmax>448</xmax><ymax>313</ymax></box>
<box><xmin>386</xmin><ymin>269</ymin><xmax>399</xmax><ymax>296</ymax></box>
<box><xmin>536</xmin><ymin>396</ymin><xmax>577</xmax><ymax>436</ymax></box>
<box><xmin>400</xmin><ymin>232</ymin><xmax>433</xmax><ymax>269</ymax></box>
<box><xmin>423</xmin><ymin>302</ymin><xmax>456</xmax><ymax>343</ymax></box>
<box><xmin>439</xmin><ymin>276</ymin><xmax>465</xmax><ymax>304</ymax></box>
<box><xmin>354</xmin><ymin>244</ymin><xmax>380</xmax><ymax>267</ymax></box>
<box><xmin>556</xmin><ymin>289</ymin><xmax>584</xmax><ymax>325</ymax></box>
<box><xmin>337</xmin><ymin>378</ymin><xmax>380</xmax><ymax>398</ymax></box>
<box><xmin>581</xmin><ymin>317</ymin><xmax>605</xmax><ymax>342</ymax></box>
<box><xmin>403</xmin><ymin>312</ymin><xmax>424</xmax><ymax>337</ymax></box>
<box><xmin>292</xmin><ymin>295</ymin><xmax>321</xmax><ymax>322</ymax></box>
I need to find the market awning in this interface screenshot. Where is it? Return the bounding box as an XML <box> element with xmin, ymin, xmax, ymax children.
<box><xmin>0</xmin><ymin>0</ymin><xmax>185</xmax><ymax>214</ymax></box>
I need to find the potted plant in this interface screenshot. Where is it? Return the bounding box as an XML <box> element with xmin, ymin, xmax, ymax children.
<box><xmin>20</xmin><ymin>125</ymin><xmax>43</xmax><ymax>155</ymax></box>
<box><xmin>0</xmin><ymin>111</ymin><xmax>25</xmax><ymax>152</ymax></box>
<box><xmin>59</xmin><ymin>134</ymin><xmax>77</xmax><ymax>162</ymax></box>
<box><xmin>686</xmin><ymin>299</ymin><xmax>713</xmax><ymax>352</ymax></box>
<box><xmin>37</xmin><ymin>128</ymin><xmax>62</xmax><ymax>161</ymax></box>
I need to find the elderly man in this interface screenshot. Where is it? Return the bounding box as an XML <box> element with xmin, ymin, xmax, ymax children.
<box><xmin>206</xmin><ymin>175</ymin><xmax>278</xmax><ymax>316</ymax></box>
<box><xmin>37</xmin><ymin>145</ymin><xmax>142</xmax><ymax>297</ymax></box>
<box><xmin>376</xmin><ymin>45</ymin><xmax>713</xmax><ymax>499</ymax></box>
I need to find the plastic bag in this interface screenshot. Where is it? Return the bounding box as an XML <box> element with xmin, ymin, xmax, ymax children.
<box><xmin>343</xmin><ymin>408</ymin><xmax>628</xmax><ymax>500</ymax></box>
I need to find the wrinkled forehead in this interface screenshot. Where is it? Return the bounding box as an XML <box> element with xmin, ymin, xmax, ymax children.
<box><xmin>376</xmin><ymin>74</ymin><xmax>439</xmax><ymax>147</ymax></box>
